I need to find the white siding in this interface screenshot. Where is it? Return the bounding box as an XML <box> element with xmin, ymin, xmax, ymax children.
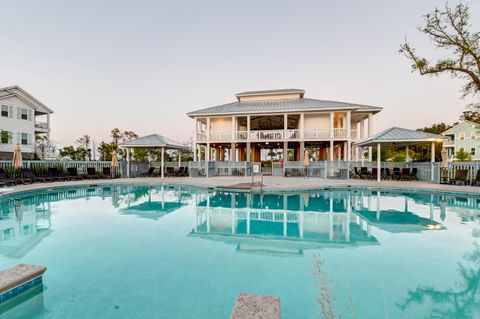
<box><xmin>0</xmin><ymin>95</ymin><xmax>35</xmax><ymax>153</ymax></box>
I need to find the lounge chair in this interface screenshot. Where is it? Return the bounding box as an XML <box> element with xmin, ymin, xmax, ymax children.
<box><xmin>21</xmin><ymin>168</ymin><xmax>52</xmax><ymax>183</ymax></box>
<box><xmin>101</xmin><ymin>167</ymin><xmax>112</xmax><ymax>179</ymax></box>
<box><xmin>86</xmin><ymin>167</ymin><xmax>100</xmax><ymax>179</ymax></box>
<box><xmin>48</xmin><ymin>167</ymin><xmax>68</xmax><ymax>181</ymax></box>
<box><xmin>449</xmin><ymin>169</ymin><xmax>468</xmax><ymax>185</ymax></box>
<box><xmin>400</xmin><ymin>168</ymin><xmax>411</xmax><ymax>181</ymax></box>
<box><xmin>0</xmin><ymin>169</ymin><xmax>17</xmax><ymax>186</ymax></box>
<box><xmin>67</xmin><ymin>167</ymin><xmax>83</xmax><ymax>180</ymax></box>
<box><xmin>392</xmin><ymin>168</ymin><xmax>401</xmax><ymax>180</ymax></box>
<box><xmin>360</xmin><ymin>167</ymin><xmax>370</xmax><ymax>179</ymax></box>
<box><xmin>410</xmin><ymin>168</ymin><xmax>419</xmax><ymax>181</ymax></box>
<box><xmin>471</xmin><ymin>170</ymin><xmax>480</xmax><ymax>186</ymax></box>
<box><xmin>140</xmin><ymin>167</ymin><xmax>158</xmax><ymax>177</ymax></box>
<box><xmin>353</xmin><ymin>167</ymin><xmax>360</xmax><ymax>179</ymax></box>
<box><xmin>384</xmin><ymin>168</ymin><xmax>393</xmax><ymax>180</ymax></box>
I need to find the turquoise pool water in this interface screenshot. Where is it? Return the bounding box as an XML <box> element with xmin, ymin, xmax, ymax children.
<box><xmin>0</xmin><ymin>184</ymin><xmax>479</xmax><ymax>318</ymax></box>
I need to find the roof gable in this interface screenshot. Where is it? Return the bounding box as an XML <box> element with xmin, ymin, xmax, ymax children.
<box><xmin>0</xmin><ymin>86</ymin><xmax>53</xmax><ymax>114</ymax></box>
<box><xmin>355</xmin><ymin>127</ymin><xmax>447</xmax><ymax>147</ymax></box>
<box><xmin>443</xmin><ymin>121</ymin><xmax>479</xmax><ymax>135</ymax></box>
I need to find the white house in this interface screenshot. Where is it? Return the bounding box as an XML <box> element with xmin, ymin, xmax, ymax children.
<box><xmin>0</xmin><ymin>86</ymin><xmax>53</xmax><ymax>160</ymax></box>
<box><xmin>187</xmin><ymin>89</ymin><xmax>382</xmax><ymax>162</ymax></box>
<box><xmin>442</xmin><ymin>120</ymin><xmax>480</xmax><ymax>161</ymax></box>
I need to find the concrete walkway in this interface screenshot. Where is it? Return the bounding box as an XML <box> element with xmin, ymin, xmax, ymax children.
<box><xmin>1</xmin><ymin>176</ymin><xmax>479</xmax><ymax>195</ymax></box>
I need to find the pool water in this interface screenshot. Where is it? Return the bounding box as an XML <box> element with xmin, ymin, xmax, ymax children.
<box><xmin>0</xmin><ymin>184</ymin><xmax>479</xmax><ymax>319</ymax></box>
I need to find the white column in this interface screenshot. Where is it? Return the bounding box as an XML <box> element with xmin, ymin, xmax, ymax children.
<box><xmin>284</xmin><ymin>114</ymin><xmax>288</xmax><ymax>139</ymax></box>
<box><xmin>300</xmin><ymin>141</ymin><xmax>305</xmax><ymax>163</ymax></box>
<box><xmin>231</xmin><ymin>116</ymin><xmax>236</xmax><ymax>142</ymax></box>
<box><xmin>406</xmin><ymin>145</ymin><xmax>410</xmax><ymax>162</ymax></box>
<box><xmin>126</xmin><ymin>147</ymin><xmax>130</xmax><ymax>178</ymax></box>
<box><xmin>46</xmin><ymin>114</ymin><xmax>51</xmax><ymax>141</ymax></box>
<box><xmin>247</xmin><ymin>115</ymin><xmax>250</xmax><ymax>140</ymax></box>
<box><xmin>329</xmin><ymin>112</ymin><xmax>334</xmax><ymax>139</ymax></box>
<box><xmin>161</xmin><ymin>147</ymin><xmax>165</xmax><ymax>178</ymax></box>
<box><xmin>360</xmin><ymin>119</ymin><xmax>365</xmax><ymax>139</ymax></box>
<box><xmin>431</xmin><ymin>141</ymin><xmax>436</xmax><ymax>182</ymax></box>
<box><xmin>346</xmin><ymin>111</ymin><xmax>351</xmax><ymax>161</ymax></box>
<box><xmin>377</xmin><ymin>143</ymin><xmax>381</xmax><ymax>181</ymax></box>
<box><xmin>206</xmin><ymin>143</ymin><xmax>210</xmax><ymax>161</ymax></box>
<box><xmin>300</xmin><ymin>113</ymin><xmax>305</xmax><ymax>139</ymax></box>
<box><xmin>329</xmin><ymin>140</ymin><xmax>334</xmax><ymax>161</ymax></box>
<box><xmin>368</xmin><ymin>113</ymin><xmax>373</xmax><ymax>162</ymax></box>
<box><xmin>178</xmin><ymin>150</ymin><xmax>181</xmax><ymax>166</ymax></box>
<box><xmin>206</xmin><ymin>117</ymin><xmax>211</xmax><ymax>142</ymax></box>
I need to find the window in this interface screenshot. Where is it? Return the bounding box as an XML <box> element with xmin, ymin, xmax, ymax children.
<box><xmin>1</xmin><ymin>105</ymin><xmax>8</xmax><ymax>117</ymax></box>
<box><xmin>459</xmin><ymin>132</ymin><xmax>465</xmax><ymax>141</ymax></box>
<box><xmin>21</xmin><ymin>108</ymin><xmax>27</xmax><ymax>120</ymax></box>
<box><xmin>472</xmin><ymin>148</ymin><xmax>476</xmax><ymax>156</ymax></box>
<box><xmin>0</xmin><ymin>131</ymin><xmax>10</xmax><ymax>144</ymax></box>
<box><xmin>21</xmin><ymin>133</ymin><xmax>28</xmax><ymax>145</ymax></box>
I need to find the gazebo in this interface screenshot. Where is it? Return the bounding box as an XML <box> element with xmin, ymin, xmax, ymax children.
<box><xmin>119</xmin><ymin>133</ymin><xmax>185</xmax><ymax>178</ymax></box>
<box><xmin>354</xmin><ymin>127</ymin><xmax>449</xmax><ymax>182</ymax></box>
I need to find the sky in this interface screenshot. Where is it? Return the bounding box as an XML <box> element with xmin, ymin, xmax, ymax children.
<box><xmin>0</xmin><ymin>0</ymin><xmax>479</xmax><ymax>148</ymax></box>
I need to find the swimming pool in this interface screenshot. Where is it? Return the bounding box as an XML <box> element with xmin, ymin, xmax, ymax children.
<box><xmin>0</xmin><ymin>184</ymin><xmax>479</xmax><ymax>318</ymax></box>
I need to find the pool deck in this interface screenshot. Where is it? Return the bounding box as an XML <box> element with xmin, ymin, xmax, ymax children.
<box><xmin>2</xmin><ymin>176</ymin><xmax>479</xmax><ymax>195</ymax></box>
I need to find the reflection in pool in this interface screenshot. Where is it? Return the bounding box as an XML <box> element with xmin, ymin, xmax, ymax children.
<box><xmin>0</xmin><ymin>185</ymin><xmax>479</xmax><ymax>318</ymax></box>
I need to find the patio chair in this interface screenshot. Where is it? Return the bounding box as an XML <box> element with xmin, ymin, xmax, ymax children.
<box><xmin>471</xmin><ymin>170</ymin><xmax>480</xmax><ymax>186</ymax></box>
<box><xmin>392</xmin><ymin>168</ymin><xmax>401</xmax><ymax>180</ymax></box>
<box><xmin>140</xmin><ymin>167</ymin><xmax>158</xmax><ymax>177</ymax></box>
<box><xmin>449</xmin><ymin>169</ymin><xmax>468</xmax><ymax>185</ymax></box>
<box><xmin>101</xmin><ymin>167</ymin><xmax>112</xmax><ymax>179</ymax></box>
<box><xmin>371</xmin><ymin>168</ymin><xmax>379</xmax><ymax>179</ymax></box>
<box><xmin>360</xmin><ymin>167</ymin><xmax>370</xmax><ymax>179</ymax></box>
<box><xmin>410</xmin><ymin>168</ymin><xmax>419</xmax><ymax>181</ymax></box>
<box><xmin>384</xmin><ymin>168</ymin><xmax>393</xmax><ymax>180</ymax></box>
<box><xmin>48</xmin><ymin>167</ymin><xmax>68</xmax><ymax>181</ymax></box>
<box><xmin>21</xmin><ymin>168</ymin><xmax>52</xmax><ymax>183</ymax></box>
<box><xmin>400</xmin><ymin>168</ymin><xmax>411</xmax><ymax>181</ymax></box>
<box><xmin>86</xmin><ymin>167</ymin><xmax>100</xmax><ymax>179</ymax></box>
<box><xmin>166</xmin><ymin>167</ymin><xmax>175</xmax><ymax>177</ymax></box>
<box><xmin>67</xmin><ymin>167</ymin><xmax>83</xmax><ymax>180</ymax></box>
<box><xmin>0</xmin><ymin>169</ymin><xmax>18</xmax><ymax>186</ymax></box>
<box><xmin>353</xmin><ymin>167</ymin><xmax>360</xmax><ymax>179</ymax></box>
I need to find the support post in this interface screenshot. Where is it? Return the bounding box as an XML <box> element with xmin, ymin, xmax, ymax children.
<box><xmin>161</xmin><ymin>147</ymin><xmax>165</xmax><ymax>179</ymax></box>
<box><xmin>431</xmin><ymin>141</ymin><xmax>436</xmax><ymax>182</ymax></box>
<box><xmin>377</xmin><ymin>143</ymin><xmax>381</xmax><ymax>182</ymax></box>
<box><xmin>126</xmin><ymin>147</ymin><xmax>130</xmax><ymax>178</ymax></box>
<box><xmin>406</xmin><ymin>145</ymin><xmax>410</xmax><ymax>162</ymax></box>
<box><xmin>368</xmin><ymin>113</ymin><xmax>373</xmax><ymax>162</ymax></box>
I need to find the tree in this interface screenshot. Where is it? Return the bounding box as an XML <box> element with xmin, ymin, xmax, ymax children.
<box><xmin>76</xmin><ymin>134</ymin><xmax>91</xmax><ymax>161</ymax></box>
<box><xmin>267</xmin><ymin>150</ymin><xmax>277</xmax><ymax>161</ymax></box>
<box><xmin>417</xmin><ymin>122</ymin><xmax>454</xmax><ymax>134</ymax></box>
<box><xmin>59</xmin><ymin>146</ymin><xmax>88</xmax><ymax>161</ymax></box>
<box><xmin>455</xmin><ymin>148</ymin><xmax>472</xmax><ymax>161</ymax></box>
<box><xmin>400</xmin><ymin>3</ymin><xmax>480</xmax><ymax>104</ymax></box>
<box><xmin>36</xmin><ymin>136</ymin><xmax>56</xmax><ymax>160</ymax></box>
<box><xmin>97</xmin><ymin>141</ymin><xmax>117</xmax><ymax>161</ymax></box>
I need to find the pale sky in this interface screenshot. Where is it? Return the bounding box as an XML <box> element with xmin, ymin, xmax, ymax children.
<box><xmin>0</xmin><ymin>0</ymin><xmax>479</xmax><ymax>147</ymax></box>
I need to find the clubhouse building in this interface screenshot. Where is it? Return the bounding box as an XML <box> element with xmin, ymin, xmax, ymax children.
<box><xmin>187</xmin><ymin>89</ymin><xmax>382</xmax><ymax>163</ymax></box>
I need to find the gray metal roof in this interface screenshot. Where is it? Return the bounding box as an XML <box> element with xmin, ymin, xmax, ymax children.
<box><xmin>355</xmin><ymin>127</ymin><xmax>448</xmax><ymax>147</ymax></box>
<box><xmin>187</xmin><ymin>98</ymin><xmax>382</xmax><ymax>117</ymax></box>
<box><xmin>119</xmin><ymin>134</ymin><xmax>184</xmax><ymax>149</ymax></box>
<box><xmin>235</xmin><ymin>88</ymin><xmax>305</xmax><ymax>99</ymax></box>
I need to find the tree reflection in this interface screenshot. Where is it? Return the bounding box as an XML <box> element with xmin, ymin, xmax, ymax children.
<box><xmin>398</xmin><ymin>235</ymin><xmax>480</xmax><ymax>318</ymax></box>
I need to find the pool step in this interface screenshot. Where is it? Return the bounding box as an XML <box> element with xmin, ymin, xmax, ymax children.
<box><xmin>0</xmin><ymin>264</ymin><xmax>47</xmax><ymax>305</ymax></box>
<box><xmin>231</xmin><ymin>293</ymin><xmax>280</xmax><ymax>319</ymax></box>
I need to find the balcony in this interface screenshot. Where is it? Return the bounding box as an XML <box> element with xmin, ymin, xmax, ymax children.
<box><xmin>34</xmin><ymin>122</ymin><xmax>50</xmax><ymax>133</ymax></box>
<box><xmin>197</xmin><ymin>128</ymin><xmax>358</xmax><ymax>142</ymax></box>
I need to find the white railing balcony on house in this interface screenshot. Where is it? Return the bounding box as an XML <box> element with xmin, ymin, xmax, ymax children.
<box><xmin>34</xmin><ymin>122</ymin><xmax>49</xmax><ymax>132</ymax></box>
<box><xmin>237</xmin><ymin>131</ymin><xmax>248</xmax><ymax>140</ymax></box>
<box><xmin>304</xmin><ymin>128</ymin><xmax>330</xmax><ymax>139</ymax></box>
<box><xmin>333</xmin><ymin>128</ymin><xmax>348</xmax><ymax>138</ymax></box>
<box><xmin>285</xmin><ymin>129</ymin><xmax>300</xmax><ymax>140</ymax></box>
<box><xmin>197</xmin><ymin>132</ymin><xmax>207</xmax><ymax>141</ymax></box>
<box><xmin>351</xmin><ymin>129</ymin><xmax>358</xmax><ymax>140</ymax></box>
<box><xmin>249</xmin><ymin>130</ymin><xmax>284</xmax><ymax>141</ymax></box>
<box><xmin>209</xmin><ymin>132</ymin><xmax>233</xmax><ymax>141</ymax></box>
<box><xmin>443</xmin><ymin>139</ymin><xmax>454</xmax><ymax>147</ymax></box>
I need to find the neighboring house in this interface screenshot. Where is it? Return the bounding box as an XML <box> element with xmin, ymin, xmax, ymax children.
<box><xmin>442</xmin><ymin>120</ymin><xmax>480</xmax><ymax>160</ymax></box>
<box><xmin>0</xmin><ymin>86</ymin><xmax>53</xmax><ymax>160</ymax></box>
<box><xmin>187</xmin><ymin>89</ymin><xmax>382</xmax><ymax>162</ymax></box>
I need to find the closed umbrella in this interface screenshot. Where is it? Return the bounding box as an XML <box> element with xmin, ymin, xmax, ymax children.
<box><xmin>12</xmin><ymin>144</ymin><xmax>22</xmax><ymax>170</ymax></box>
<box><xmin>441</xmin><ymin>147</ymin><xmax>448</xmax><ymax>169</ymax></box>
<box><xmin>304</xmin><ymin>149</ymin><xmax>310</xmax><ymax>178</ymax></box>
<box><xmin>111</xmin><ymin>151</ymin><xmax>119</xmax><ymax>177</ymax></box>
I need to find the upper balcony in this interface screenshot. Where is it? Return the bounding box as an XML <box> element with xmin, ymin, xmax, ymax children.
<box><xmin>34</xmin><ymin>122</ymin><xmax>50</xmax><ymax>133</ymax></box>
<box><xmin>197</xmin><ymin>128</ymin><xmax>358</xmax><ymax>142</ymax></box>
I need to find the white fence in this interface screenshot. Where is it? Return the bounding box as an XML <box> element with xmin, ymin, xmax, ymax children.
<box><xmin>0</xmin><ymin>160</ymin><xmax>119</xmax><ymax>176</ymax></box>
<box><xmin>188</xmin><ymin>161</ymin><xmax>250</xmax><ymax>177</ymax></box>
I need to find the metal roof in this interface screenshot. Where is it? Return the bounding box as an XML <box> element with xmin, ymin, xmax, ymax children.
<box><xmin>119</xmin><ymin>134</ymin><xmax>184</xmax><ymax>149</ymax></box>
<box><xmin>187</xmin><ymin>98</ymin><xmax>382</xmax><ymax>117</ymax></box>
<box><xmin>355</xmin><ymin>127</ymin><xmax>448</xmax><ymax>147</ymax></box>
<box><xmin>0</xmin><ymin>85</ymin><xmax>54</xmax><ymax>114</ymax></box>
<box><xmin>235</xmin><ymin>89</ymin><xmax>305</xmax><ymax>99</ymax></box>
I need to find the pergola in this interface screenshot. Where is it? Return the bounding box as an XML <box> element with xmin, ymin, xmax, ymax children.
<box><xmin>119</xmin><ymin>133</ymin><xmax>185</xmax><ymax>178</ymax></box>
<box><xmin>354</xmin><ymin>127</ymin><xmax>448</xmax><ymax>182</ymax></box>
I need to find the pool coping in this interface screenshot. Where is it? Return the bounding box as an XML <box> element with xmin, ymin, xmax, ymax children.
<box><xmin>1</xmin><ymin>177</ymin><xmax>479</xmax><ymax>198</ymax></box>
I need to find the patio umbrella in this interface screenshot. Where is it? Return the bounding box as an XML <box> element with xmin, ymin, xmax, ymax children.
<box><xmin>441</xmin><ymin>147</ymin><xmax>448</xmax><ymax>169</ymax></box>
<box><xmin>111</xmin><ymin>151</ymin><xmax>119</xmax><ymax>177</ymax></box>
<box><xmin>12</xmin><ymin>144</ymin><xmax>22</xmax><ymax>170</ymax></box>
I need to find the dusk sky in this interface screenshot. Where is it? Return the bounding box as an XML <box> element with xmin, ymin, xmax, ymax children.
<box><xmin>1</xmin><ymin>0</ymin><xmax>479</xmax><ymax>147</ymax></box>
